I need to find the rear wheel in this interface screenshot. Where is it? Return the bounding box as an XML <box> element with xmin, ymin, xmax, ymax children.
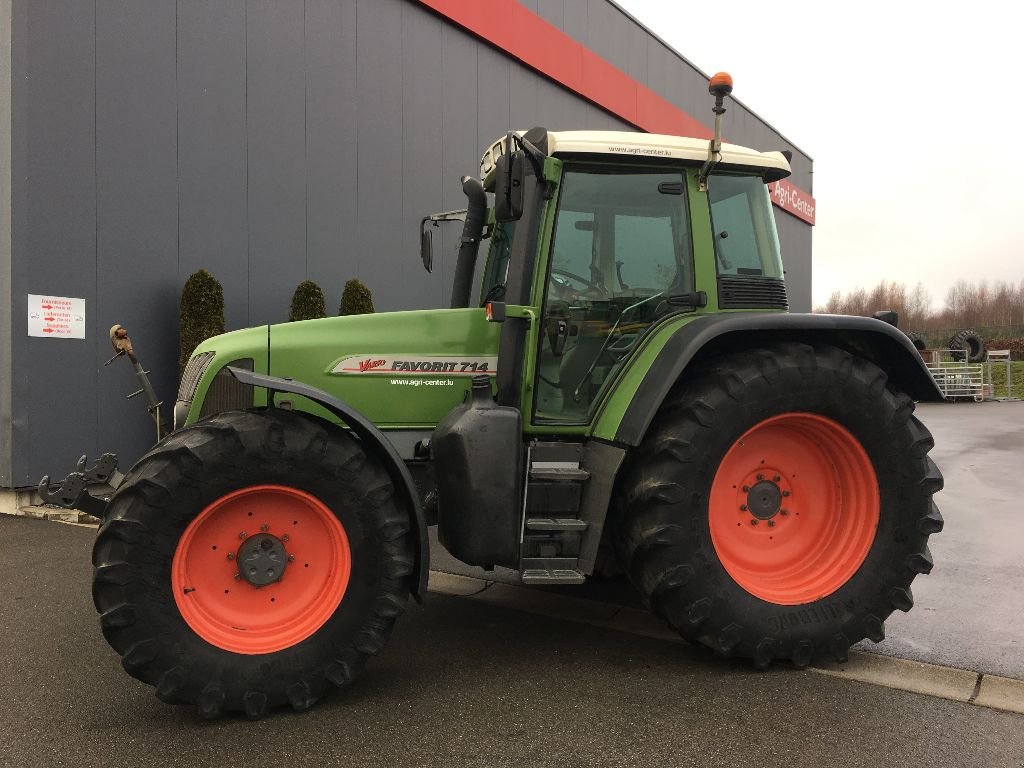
<box><xmin>615</xmin><ymin>342</ymin><xmax>943</xmax><ymax>668</ymax></box>
<box><xmin>92</xmin><ymin>409</ymin><xmax>414</xmax><ymax>718</ymax></box>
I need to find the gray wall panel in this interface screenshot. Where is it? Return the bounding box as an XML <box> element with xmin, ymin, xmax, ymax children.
<box><xmin>355</xmin><ymin>0</ymin><xmax>406</xmax><ymax>309</ymax></box>
<box><xmin>400</xmin><ymin>1</ymin><xmax>445</xmax><ymax>309</ymax></box>
<box><xmin>477</xmin><ymin>46</ymin><xmax>511</xmax><ymax>162</ymax></box>
<box><xmin>562</xmin><ymin>0</ymin><xmax>589</xmax><ymax>43</ymax></box>
<box><xmin>95</xmin><ymin>0</ymin><xmax>179</xmax><ymax>463</ymax></box>
<box><xmin>12</xmin><ymin>0</ymin><xmax>97</xmax><ymax>485</ymax></box>
<box><xmin>776</xmin><ymin>210</ymin><xmax>811</xmax><ymax>312</ymax></box>
<box><xmin>5</xmin><ymin>0</ymin><xmax>813</xmax><ymax>484</ymax></box>
<box><xmin>306</xmin><ymin>0</ymin><xmax>358</xmax><ymax>311</ymax></box>
<box><xmin>438</xmin><ymin>22</ymin><xmax>477</xmax><ymax>301</ymax></box>
<box><xmin>1</xmin><ymin>0</ymin><xmax>13</xmax><ymax>485</ymax></box>
<box><xmin>177</xmin><ymin>0</ymin><xmax>248</xmax><ymax>330</ymax></box>
<box><xmin>246</xmin><ymin>0</ymin><xmax>307</xmax><ymax>326</ymax></box>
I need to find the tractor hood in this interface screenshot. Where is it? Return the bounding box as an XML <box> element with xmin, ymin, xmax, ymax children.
<box><xmin>266</xmin><ymin>308</ymin><xmax>501</xmax><ymax>430</ymax></box>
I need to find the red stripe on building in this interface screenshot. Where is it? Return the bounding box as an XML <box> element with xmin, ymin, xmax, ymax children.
<box><xmin>415</xmin><ymin>0</ymin><xmax>815</xmax><ymax>224</ymax></box>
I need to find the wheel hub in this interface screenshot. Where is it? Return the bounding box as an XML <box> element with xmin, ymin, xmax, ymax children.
<box><xmin>746</xmin><ymin>480</ymin><xmax>782</xmax><ymax>520</ymax></box>
<box><xmin>237</xmin><ymin>533</ymin><xmax>288</xmax><ymax>587</ymax></box>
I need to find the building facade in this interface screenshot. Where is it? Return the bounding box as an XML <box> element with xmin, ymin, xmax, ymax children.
<box><xmin>0</xmin><ymin>0</ymin><xmax>814</xmax><ymax>488</ymax></box>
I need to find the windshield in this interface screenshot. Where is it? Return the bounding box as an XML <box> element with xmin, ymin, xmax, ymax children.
<box><xmin>535</xmin><ymin>166</ymin><xmax>693</xmax><ymax>423</ymax></box>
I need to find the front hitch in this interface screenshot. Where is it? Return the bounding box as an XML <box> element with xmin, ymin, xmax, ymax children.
<box><xmin>37</xmin><ymin>453</ymin><xmax>121</xmax><ymax>520</ymax></box>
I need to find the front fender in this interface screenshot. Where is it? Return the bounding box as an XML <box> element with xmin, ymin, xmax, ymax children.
<box><xmin>606</xmin><ymin>313</ymin><xmax>943</xmax><ymax>446</ymax></box>
<box><xmin>228</xmin><ymin>367</ymin><xmax>430</xmax><ymax>602</ymax></box>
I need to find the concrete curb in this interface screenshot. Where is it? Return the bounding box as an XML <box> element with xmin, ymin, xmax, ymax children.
<box><xmin>9</xmin><ymin>505</ymin><xmax>100</xmax><ymax>525</ymax></box>
<box><xmin>427</xmin><ymin>569</ymin><xmax>1024</xmax><ymax>716</ymax></box>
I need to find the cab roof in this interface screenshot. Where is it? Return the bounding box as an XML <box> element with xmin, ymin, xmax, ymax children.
<box><xmin>480</xmin><ymin>129</ymin><xmax>791</xmax><ymax>185</ymax></box>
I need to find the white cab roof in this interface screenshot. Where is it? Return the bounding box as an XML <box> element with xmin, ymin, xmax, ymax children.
<box><xmin>480</xmin><ymin>130</ymin><xmax>791</xmax><ymax>184</ymax></box>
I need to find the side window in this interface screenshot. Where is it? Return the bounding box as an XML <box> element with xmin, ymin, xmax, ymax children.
<box><xmin>708</xmin><ymin>175</ymin><xmax>783</xmax><ymax>278</ymax></box>
<box><xmin>535</xmin><ymin>167</ymin><xmax>692</xmax><ymax>423</ymax></box>
<box><xmin>614</xmin><ymin>214</ymin><xmax>679</xmax><ymax>290</ymax></box>
<box><xmin>550</xmin><ymin>211</ymin><xmax>595</xmax><ymax>285</ymax></box>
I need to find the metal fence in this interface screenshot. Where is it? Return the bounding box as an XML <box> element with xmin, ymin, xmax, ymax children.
<box><xmin>925</xmin><ymin>350</ymin><xmax>984</xmax><ymax>401</ymax></box>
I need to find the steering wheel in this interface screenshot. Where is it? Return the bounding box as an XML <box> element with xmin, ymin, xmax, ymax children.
<box><xmin>551</xmin><ymin>267</ymin><xmax>605</xmax><ymax>297</ymax></box>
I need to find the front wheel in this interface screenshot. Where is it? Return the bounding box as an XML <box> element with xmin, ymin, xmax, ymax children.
<box><xmin>92</xmin><ymin>409</ymin><xmax>414</xmax><ymax>718</ymax></box>
<box><xmin>614</xmin><ymin>342</ymin><xmax>944</xmax><ymax>668</ymax></box>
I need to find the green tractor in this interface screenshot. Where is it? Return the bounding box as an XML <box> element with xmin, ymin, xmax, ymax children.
<box><xmin>90</xmin><ymin>75</ymin><xmax>943</xmax><ymax>718</ymax></box>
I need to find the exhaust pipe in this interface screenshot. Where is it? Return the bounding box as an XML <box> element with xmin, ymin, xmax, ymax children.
<box><xmin>450</xmin><ymin>176</ymin><xmax>488</xmax><ymax>309</ymax></box>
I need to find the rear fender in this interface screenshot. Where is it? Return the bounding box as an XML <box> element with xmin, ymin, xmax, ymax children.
<box><xmin>610</xmin><ymin>313</ymin><xmax>943</xmax><ymax>446</ymax></box>
<box><xmin>228</xmin><ymin>368</ymin><xmax>429</xmax><ymax>602</ymax></box>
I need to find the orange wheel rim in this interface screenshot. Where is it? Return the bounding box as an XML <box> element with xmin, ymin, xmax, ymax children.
<box><xmin>171</xmin><ymin>485</ymin><xmax>351</xmax><ymax>654</ymax></box>
<box><xmin>708</xmin><ymin>413</ymin><xmax>879</xmax><ymax>605</ymax></box>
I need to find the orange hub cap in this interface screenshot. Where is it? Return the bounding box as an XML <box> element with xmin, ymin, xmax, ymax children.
<box><xmin>171</xmin><ymin>485</ymin><xmax>351</xmax><ymax>654</ymax></box>
<box><xmin>708</xmin><ymin>413</ymin><xmax>880</xmax><ymax>605</ymax></box>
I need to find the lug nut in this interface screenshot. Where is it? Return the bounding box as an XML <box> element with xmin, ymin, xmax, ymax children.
<box><xmin>773</xmin><ymin>475</ymin><xmax>781</xmax><ymax>483</ymax></box>
<box><xmin>750</xmin><ymin>519</ymin><xmax>758</xmax><ymax>526</ymax></box>
<box><xmin>239</xmin><ymin>531</ymin><xmax>247</xmax><ymax>540</ymax></box>
<box><xmin>780</xmin><ymin>509</ymin><xmax>789</xmax><ymax>516</ymax></box>
<box><xmin>782</xmin><ymin>490</ymin><xmax>791</xmax><ymax>497</ymax></box>
<box><xmin>757</xmin><ymin>474</ymin><xmax>764</xmax><ymax>481</ymax></box>
<box><xmin>234</xmin><ymin>572</ymin><xmax>241</xmax><ymax>581</ymax></box>
<box><xmin>768</xmin><ymin>520</ymin><xmax>775</xmax><ymax>528</ymax></box>
<box><xmin>288</xmin><ymin>555</ymin><xmax>295</xmax><ymax>563</ymax></box>
<box><xmin>281</xmin><ymin>534</ymin><xmax>290</xmax><ymax>543</ymax></box>
<box><xmin>740</xmin><ymin>504</ymin><xmax>748</xmax><ymax>511</ymax></box>
<box><xmin>226</xmin><ymin>552</ymin><xmax>234</xmax><ymax>561</ymax></box>
<box><xmin>260</xmin><ymin>524</ymin><xmax>269</xmax><ymax>532</ymax></box>
<box><xmin>742</xmin><ymin>485</ymin><xmax>750</xmax><ymax>492</ymax></box>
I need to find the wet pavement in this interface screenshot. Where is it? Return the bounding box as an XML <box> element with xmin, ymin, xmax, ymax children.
<box><xmin>2</xmin><ymin>515</ymin><xmax>1023</xmax><ymax>768</ymax></box>
<box><xmin>1</xmin><ymin>400</ymin><xmax>1023</xmax><ymax>766</ymax></box>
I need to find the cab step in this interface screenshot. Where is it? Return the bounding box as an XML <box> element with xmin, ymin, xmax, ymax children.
<box><xmin>525</xmin><ymin>517</ymin><xmax>588</xmax><ymax>532</ymax></box>
<box><xmin>520</xmin><ymin>442</ymin><xmax>591</xmax><ymax>586</ymax></box>
<box><xmin>520</xmin><ymin>557</ymin><xmax>586</xmax><ymax>585</ymax></box>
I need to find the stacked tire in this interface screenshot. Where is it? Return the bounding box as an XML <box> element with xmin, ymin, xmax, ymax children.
<box><xmin>948</xmin><ymin>329</ymin><xmax>986</xmax><ymax>362</ymax></box>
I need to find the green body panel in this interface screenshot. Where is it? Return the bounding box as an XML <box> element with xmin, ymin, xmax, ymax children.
<box><xmin>206</xmin><ymin>308</ymin><xmax>500</xmax><ymax>430</ymax></box>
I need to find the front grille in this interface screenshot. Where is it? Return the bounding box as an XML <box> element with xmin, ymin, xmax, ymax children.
<box><xmin>718</xmin><ymin>275</ymin><xmax>789</xmax><ymax>310</ymax></box>
<box><xmin>178</xmin><ymin>351</ymin><xmax>215</xmax><ymax>402</ymax></box>
<box><xmin>199</xmin><ymin>358</ymin><xmax>254</xmax><ymax>418</ymax></box>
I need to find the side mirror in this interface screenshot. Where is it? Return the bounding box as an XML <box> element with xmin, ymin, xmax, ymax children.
<box><xmin>494</xmin><ymin>146</ymin><xmax>525</xmax><ymax>223</ymax></box>
<box><xmin>419</xmin><ymin>219</ymin><xmax>434</xmax><ymax>273</ymax></box>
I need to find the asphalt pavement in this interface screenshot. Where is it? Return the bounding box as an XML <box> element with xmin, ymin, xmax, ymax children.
<box><xmin>2</xmin><ymin>515</ymin><xmax>1024</xmax><ymax>768</ymax></box>
<box><xmin>2</xmin><ymin>399</ymin><xmax>1023</xmax><ymax>767</ymax></box>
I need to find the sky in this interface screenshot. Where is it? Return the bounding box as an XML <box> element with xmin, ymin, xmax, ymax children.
<box><xmin>615</xmin><ymin>0</ymin><xmax>1023</xmax><ymax>309</ymax></box>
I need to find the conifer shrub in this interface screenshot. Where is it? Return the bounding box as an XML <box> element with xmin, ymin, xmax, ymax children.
<box><xmin>289</xmin><ymin>280</ymin><xmax>327</xmax><ymax>322</ymax></box>
<box><xmin>339</xmin><ymin>278</ymin><xmax>375</xmax><ymax>316</ymax></box>
<box><xmin>179</xmin><ymin>269</ymin><xmax>225</xmax><ymax>374</ymax></box>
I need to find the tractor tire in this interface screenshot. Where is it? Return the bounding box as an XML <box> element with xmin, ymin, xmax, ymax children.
<box><xmin>948</xmin><ymin>329</ymin><xmax>985</xmax><ymax>363</ymax></box>
<box><xmin>92</xmin><ymin>408</ymin><xmax>414</xmax><ymax>718</ymax></box>
<box><xmin>614</xmin><ymin>342</ymin><xmax>943</xmax><ymax>669</ymax></box>
<box><xmin>905</xmin><ymin>331</ymin><xmax>927</xmax><ymax>352</ymax></box>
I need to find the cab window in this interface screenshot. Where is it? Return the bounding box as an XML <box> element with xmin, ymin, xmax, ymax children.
<box><xmin>535</xmin><ymin>167</ymin><xmax>693</xmax><ymax>423</ymax></box>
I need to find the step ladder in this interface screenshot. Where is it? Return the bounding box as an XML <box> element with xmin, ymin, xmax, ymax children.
<box><xmin>520</xmin><ymin>442</ymin><xmax>590</xmax><ymax>585</ymax></box>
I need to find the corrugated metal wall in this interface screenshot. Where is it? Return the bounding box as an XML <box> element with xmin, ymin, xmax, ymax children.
<box><xmin>3</xmin><ymin>0</ymin><xmax>812</xmax><ymax>486</ymax></box>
